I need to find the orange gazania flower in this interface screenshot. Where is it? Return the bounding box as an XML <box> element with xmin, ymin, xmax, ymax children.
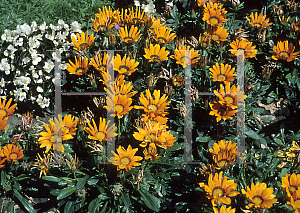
<box><xmin>287</xmin><ymin>188</ymin><xmax>300</xmax><ymax>213</ymax></box>
<box><xmin>229</xmin><ymin>39</ymin><xmax>258</xmax><ymax>59</ymax></box>
<box><xmin>170</xmin><ymin>46</ymin><xmax>200</xmax><ymax>68</ymax></box>
<box><xmin>203</xmin><ymin>3</ymin><xmax>227</xmax><ymax>27</ymax></box>
<box><xmin>210</xmin><ymin>63</ymin><xmax>236</xmax><ymax>83</ymax></box>
<box><xmin>32</xmin><ymin>153</ymin><xmax>52</xmax><ymax>178</ymax></box>
<box><xmin>106</xmin><ymin>95</ymin><xmax>133</xmax><ymax>119</ymax></box>
<box><xmin>272</xmin><ymin>40</ymin><xmax>299</xmax><ymax>62</ymax></box>
<box><xmin>281</xmin><ymin>173</ymin><xmax>300</xmax><ymax>198</ymax></box>
<box><xmin>209</xmin><ymin>101</ymin><xmax>237</xmax><ymax>122</ymax></box>
<box><xmin>0</xmin><ymin>97</ymin><xmax>17</xmax><ymax>119</ymax></box>
<box><xmin>199</xmin><ymin>171</ymin><xmax>239</xmax><ymax>206</ymax></box>
<box><xmin>152</xmin><ymin>25</ymin><xmax>176</xmax><ymax>45</ymax></box>
<box><xmin>67</xmin><ymin>56</ymin><xmax>89</xmax><ymax>75</ymax></box>
<box><xmin>0</xmin><ymin>116</ymin><xmax>8</xmax><ymax>131</ymax></box>
<box><xmin>213</xmin><ymin>205</ymin><xmax>236</xmax><ymax>213</ymax></box>
<box><xmin>114</xmin><ymin>54</ymin><xmax>139</xmax><ymax>76</ymax></box>
<box><xmin>128</xmin><ymin>7</ymin><xmax>145</xmax><ymax>25</ymax></box>
<box><xmin>84</xmin><ymin>117</ymin><xmax>117</xmax><ymax>142</ymax></box>
<box><xmin>242</xmin><ymin>182</ymin><xmax>277</xmax><ymax>209</ymax></box>
<box><xmin>143</xmin><ymin>143</ymin><xmax>160</xmax><ymax>161</ymax></box>
<box><xmin>118</xmin><ymin>25</ymin><xmax>141</xmax><ymax>44</ymax></box>
<box><xmin>71</xmin><ymin>32</ymin><xmax>95</xmax><ymax>51</ymax></box>
<box><xmin>144</xmin><ymin>43</ymin><xmax>169</xmax><ymax>63</ymax></box>
<box><xmin>205</xmin><ymin>26</ymin><xmax>228</xmax><ymax>43</ymax></box>
<box><xmin>246</xmin><ymin>12</ymin><xmax>272</xmax><ymax>29</ymax></box>
<box><xmin>2</xmin><ymin>144</ymin><xmax>24</xmax><ymax>162</ymax></box>
<box><xmin>109</xmin><ymin>145</ymin><xmax>143</xmax><ymax>171</ymax></box>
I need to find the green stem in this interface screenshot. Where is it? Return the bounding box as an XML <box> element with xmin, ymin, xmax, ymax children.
<box><xmin>118</xmin><ymin>118</ymin><xmax>121</xmax><ymax>142</ymax></box>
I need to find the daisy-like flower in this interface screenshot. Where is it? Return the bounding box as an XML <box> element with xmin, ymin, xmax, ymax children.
<box><xmin>214</xmin><ymin>83</ymin><xmax>247</xmax><ymax>109</ymax></box>
<box><xmin>106</xmin><ymin>95</ymin><xmax>133</xmax><ymax>119</ymax></box>
<box><xmin>170</xmin><ymin>46</ymin><xmax>200</xmax><ymax>68</ymax></box>
<box><xmin>62</xmin><ymin>114</ymin><xmax>78</xmax><ymax>136</ymax></box>
<box><xmin>144</xmin><ymin>43</ymin><xmax>169</xmax><ymax>63</ymax></box>
<box><xmin>213</xmin><ymin>150</ymin><xmax>237</xmax><ymax>169</ymax></box>
<box><xmin>67</xmin><ymin>56</ymin><xmax>89</xmax><ymax>75</ymax></box>
<box><xmin>210</xmin><ymin>63</ymin><xmax>236</xmax><ymax>83</ymax></box>
<box><xmin>241</xmin><ymin>182</ymin><xmax>277</xmax><ymax>209</ymax></box>
<box><xmin>281</xmin><ymin>173</ymin><xmax>300</xmax><ymax>198</ymax></box>
<box><xmin>90</xmin><ymin>52</ymin><xmax>112</xmax><ymax>73</ymax></box>
<box><xmin>287</xmin><ymin>188</ymin><xmax>300</xmax><ymax>213</ymax></box>
<box><xmin>109</xmin><ymin>145</ymin><xmax>143</xmax><ymax>171</ymax></box>
<box><xmin>199</xmin><ymin>163</ymin><xmax>215</xmax><ymax>178</ymax></box>
<box><xmin>32</xmin><ymin>153</ymin><xmax>52</xmax><ymax>178</ymax></box>
<box><xmin>71</xmin><ymin>32</ymin><xmax>95</xmax><ymax>51</ymax></box>
<box><xmin>118</xmin><ymin>25</ymin><xmax>142</xmax><ymax>43</ymax></box>
<box><xmin>143</xmin><ymin>143</ymin><xmax>160</xmax><ymax>161</ymax></box>
<box><xmin>203</xmin><ymin>3</ymin><xmax>227</xmax><ymax>27</ymax></box>
<box><xmin>128</xmin><ymin>7</ymin><xmax>145</xmax><ymax>25</ymax></box>
<box><xmin>197</xmin><ymin>0</ymin><xmax>217</xmax><ymax>7</ymax></box>
<box><xmin>205</xmin><ymin>26</ymin><xmax>228</xmax><ymax>43</ymax></box>
<box><xmin>272</xmin><ymin>40</ymin><xmax>299</xmax><ymax>62</ymax></box>
<box><xmin>91</xmin><ymin>14</ymin><xmax>114</xmax><ymax>32</ymax></box>
<box><xmin>172</xmin><ymin>74</ymin><xmax>184</xmax><ymax>87</ymax></box>
<box><xmin>0</xmin><ymin>116</ymin><xmax>8</xmax><ymax>131</ymax></box>
<box><xmin>110</xmin><ymin>81</ymin><xmax>137</xmax><ymax>98</ymax></box>
<box><xmin>229</xmin><ymin>39</ymin><xmax>258</xmax><ymax>59</ymax></box>
<box><xmin>291</xmin><ymin>20</ymin><xmax>300</xmax><ymax>32</ymax></box>
<box><xmin>199</xmin><ymin>171</ymin><xmax>239</xmax><ymax>206</ymax></box>
<box><xmin>2</xmin><ymin>144</ymin><xmax>24</xmax><ymax>162</ymax></box>
<box><xmin>199</xmin><ymin>33</ymin><xmax>210</xmax><ymax>48</ymax></box>
<box><xmin>114</xmin><ymin>54</ymin><xmax>139</xmax><ymax>76</ymax></box>
<box><xmin>153</xmin><ymin>25</ymin><xmax>176</xmax><ymax>45</ymax></box>
<box><xmin>209</xmin><ymin>101</ymin><xmax>237</xmax><ymax>122</ymax></box>
<box><xmin>0</xmin><ymin>96</ymin><xmax>17</xmax><ymax>119</ymax></box>
<box><xmin>209</xmin><ymin>140</ymin><xmax>237</xmax><ymax>156</ymax></box>
<box><xmin>134</xmin><ymin>89</ymin><xmax>171</xmax><ymax>119</ymax></box>
<box><xmin>246</xmin><ymin>12</ymin><xmax>272</xmax><ymax>29</ymax></box>
<box><xmin>213</xmin><ymin>205</ymin><xmax>236</xmax><ymax>213</ymax></box>
<box><xmin>84</xmin><ymin>117</ymin><xmax>117</xmax><ymax>142</ymax></box>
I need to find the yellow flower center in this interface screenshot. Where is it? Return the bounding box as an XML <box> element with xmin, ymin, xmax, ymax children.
<box><xmin>218</xmin><ymin>160</ymin><xmax>229</xmax><ymax>169</ymax></box>
<box><xmin>278</xmin><ymin>51</ymin><xmax>289</xmax><ymax>60</ymax></box>
<box><xmin>145</xmin><ymin>133</ymin><xmax>157</xmax><ymax>143</ymax></box>
<box><xmin>180</xmin><ymin>56</ymin><xmax>191</xmax><ymax>65</ymax></box>
<box><xmin>253</xmin><ymin>22</ymin><xmax>262</xmax><ymax>28</ymax></box>
<box><xmin>150</xmin><ymin>55</ymin><xmax>161</xmax><ymax>61</ymax></box>
<box><xmin>209</xmin><ymin>17</ymin><xmax>220</xmax><ymax>25</ymax></box>
<box><xmin>94</xmin><ymin>131</ymin><xmax>106</xmax><ymax>141</ymax></box>
<box><xmin>115</xmin><ymin>104</ymin><xmax>124</xmax><ymax>114</ymax></box>
<box><xmin>211</xmin><ymin>34</ymin><xmax>220</xmax><ymax>41</ymax></box>
<box><xmin>224</xmin><ymin>95</ymin><xmax>235</xmax><ymax>104</ymax></box>
<box><xmin>9</xmin><ymin>152</ymin><xmax>18</xmax><ymax>160</ymax></box>
<box><xmin>50</xmin><ymin>135</ymin><xmax>62</xmax><ymax>144</ymax></box>
<box><xmin>158</xmin><ymin>37</ymin><xmax>167</xmax><ymax>44</ymax></box>
<box><xmin>218</xmin><ymin>107</ymin><xmax>228</xmax><ymax>116</ymax></box>
<box><xmin>120</xmin><ymin>156</ymin><xmax>131</xmax><ymax>165</ymax></box>
<box><xmin>75</xmin><ymin>67</ymin><xmax>85</xmax><ymax>75</ymax></box>
<box><xmin>252</xmin><ymin>195</ymin><xmax>264</xmax><ymax>205</ymax></box>
<box><xmin>295</xmin><ymin>199</ymin><xmax>300</xmax><ymax>209</ymax></box>
<box><xmin>119</xmin><ymin>65</ymin><xmax>129</xmax><ymax>73</ymax></box>
<box><xmin>212</xmin><ymin>186</ymin><xmax>224</xmax><ymax>197</ymax></box>
<box><xmin>132</xmin><ymin>18</ymin><xmax>141</xmax><ymax>22</ymax></box>
<box><xmin>79</xmin><ymin>42</ymin><xmax>88</xmax><ymax>49</ymax></box>
<box><xmin>97</xmin><ymin>64</ymin><xmax>106</xmax><ymax>71</ymax></box>
<box><xmin>289</xmin><ymin>185</ymin><xmax>297</xmax><ymax>193</ymax></box>
<box><xmin>147</xmin><ymin>104</ymin><xmax>158</xmax><ymax>112</ymax></box>
<box><xmin>0</xmin><ymin>109</ymin><xmax>7</xmax><ymax>118</ymax></box>
<box><xmin>200</xmin><ymin>41</ymin><xmax>207</xmax><ymax>48</ymax></box>
<box><xmin>123</xmin><ymin>36</ymin><xmax>133</xmax><ymax>42</ymax></box>
<box><xmin>217</xmin><ymin>74</ymin><xmax>227</xmax><ymax>81</ymax></box>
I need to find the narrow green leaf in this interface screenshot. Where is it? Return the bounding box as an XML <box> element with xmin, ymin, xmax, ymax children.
<box><xmin>1</xmin><ymin>170</ymin><xmax>6</xmax><ymax>187</ymax></box>
<box><xmin>138</xmin><ymin>187</ymin><xmax>161</xmax><ymax>212</ymax></box>
<box><xmin>64</xmin><ymin>201</ymin><xmax>74</xmax><ymax>213</ymax></box>
<box><xmin>76</xmin><ymin>175</ymin><xmax>89</xmax><ymax>189</ymax></box>
<box><xmin>88</xmin><ymin>198</ymin><xmax>102</xmax><ymax>213</ymax></box>
<box><xmin>99</xmin><ymin>201</ymin><xmax>108</xmax><ymax>213</ymax></box>
<box><xmin>274</xmin><ymin>138</ymin><xmax>284</xmax><ymax>146</ymax></box>
<box><xmin>13</xmin><ymin>189</ymin><xmax>37</xmax><ymax>213</ymax></box>
<box><xmin>121</xmin><ymin>191</ymin><xmax>131</xmax><ymax>208</ymax></box>
<box><xmin>57</xmin><ymin>186</ymin><xmax>77</xmax><ymax>200</ymax></box>
<box><xmin>42</xmin><ymin>176</ymin><xmax>62</xmax><ymax>182</ymax></box>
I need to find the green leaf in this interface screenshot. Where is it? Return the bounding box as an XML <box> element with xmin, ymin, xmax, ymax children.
<box><xmin>99</xmin><ymin>201</ymin><xmax>108</xmax><ymax>213</ymax></box>
<box><xmin>64</xmin><ymin>201</ymin><xmax>74</xmax><ymax>213</ymax></box>
<box><xmin>76</xmin><ymin>175</ymin><xmax>89</xmax><ymax>189</ymax></box>
<box><xmin>121</xmin><ymin>191</ymin><xmax>131</xmax><ymax>209</ymax></box>
<box><xmin>88</xmin><ymin>198</ymin><xmax>102</xmax><ymax>213</ymax></box>
<box><xmin>274</xmin><ymin>138</ymin><xmax>284</xmax><ymax>146</ymax></box>
<box><xmin>87</xmin><ymin>177</ymin><xmax>99</xmax><ymax>185</ymax></box>
<box><xmin>13</xmin><ymin>189</ymin><xmax>37</xmax><ymax>213</ymax></box>
<box><xmin>138</xmin><ymin>186</ymin><xmax>161</xmax><ymax>212</ymax></box>
<box><xmin>57</xmin><ymin>186</ymin><xmax>77</xmax><ymax>200</ymax></box>
<box><xmin>42</xmin><ymin>176</ymin><xmax>62</xmax><ymax>182</ymax></box>
<box><xmin>1</xmin><ymin>170</ymin><xmax>6</xmax><ymax>187</ymax></box>
<box><xmin>50</xmin><ymin>189</ymin><xmax>60</xmax><ymax>196</ymax></box>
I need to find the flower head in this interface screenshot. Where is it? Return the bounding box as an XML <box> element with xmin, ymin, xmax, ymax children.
<box><xmin>210</xmin><ymin>63</ymin><xmax>236</xmax><ymax>83</ymax></box>
<box><xmin>170</xmin><ymin>46</ymin><xmax>200</xmax><ymax>68</ymax></box>
<box><xmin>114</xmin><ymin>54</ymin><xmax>139</xmax><ymax>76</ymax></box>
<box><xmin>67</xmin><ymin>56</ymin><xmax>89</xmax><ymax>75</ymax></box>
<box><xmin>144</xmin><ymin>44</ymin><xmax>169</xmax><ymax>63</ymax></box>
<box><xmin>71</xmin><ymin>32</ymin><xmax>95</xmax><ymax>50</ymax></box>
<box><xmin>32</xmin><ymin>153</ymin><xmax>52</xmax><ymax>178</ymax></box>
<box><xmin>0</xmin><ymin>97</ymin><xmax>17</xmax><ymax>119</ymax></box>
<box><xmin>281</xmin><ymin>173</ymin><xmax>300</xmax><ymax>198</ymax></box>
<box><xmin>272</xmin><ymin>40</ymin><xmax>299</xmax><ymax>62</ymax></box>
<box><xmin>2</xmin><ymin>144</ymin><xmax>24</xmax><ymax>162</ymax></box>
<box><xmin>246</xmin><ymin>12</ymin><xmax>272</xmax><ymax>29</ymax></box>
<box><xmin>84</xmin><ymin>117</ymin><xmax>117</xmax><ymax>142</ymax></box>
<box><xmin>209</xmin><ymin>101</ymin><xmax>237</xmax><ymax>122</ymax></box>
<box><xmin>118</xmin><ymin>25</ymin><xmax>141</xmax><ymax>43</ymax></box>
<box><xmin>229</xmin><ymin>39</ymin><xmax>258</xmax><ymax>59</ymax></box>
<box><xmin>203</xmin><ymin>3</ymin><xmax>227</xmax><ymax>27</ymax></box>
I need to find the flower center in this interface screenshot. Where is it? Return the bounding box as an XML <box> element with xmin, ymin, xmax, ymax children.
<box><xmin>97</xmin><ymin>64</ymin><xmax>106</xmax><ymax>71</ymax></box>
<box><xmin>119</xmin><ymin>65</ymin><xmax>129</xmax><ymax>73</ymax></box>
<box><xmin>212</xmin><ymin>186</ymin><xmax>224</xmax><ymax>197</ymax></box>
<box><xmin>145</xmin><ymin>133</ymin><xmax>157</xmax><ymax>143</ymax></box>
<box><xmin>0</xmin><ymin>109</ymin><xmax>7</xmax><ymax>118</ymax></box>
<box><xmin>209</xmin><ymin>17</ymin><xmax>220</xmax><ymax>25</ymax></box>
<box><xmin>50</xmin><ymin>134</ymin><xmax>62</xmax><ymax>144</ymax></box>
<box><xmin>9</xmin><ymin>152</ymin><xmax>18</xmax><ymax>160</ymax></box>
<box><xmin>218</xmin><ymin>160</ymin><xmax>229</xmax><ymax>169</ymax></box>
<box><xmin>147</xmin><ymin>104</ymin><xmax>158</xmax><ymax>112</ymax></box>
<box><xmin>95</xmin><ymin>131</ymin><xmax>106</xmax><ymax>141</ymax></box>
<box><xmin>115</xmin><ymin>104</ymin><xmax>124</xmax><ymax>114</ymax></box>
<box><xmin>96</xmin><ymin>25</ymin><xmax>106</xmax><ymax>31</ymax></box>
<box><xmin>224</xmin><ymin>95</ymin><xmax>235</xmax><ymax>104</ymax></box>
<box><xmin>79</xmin><ymin>42</ymin><xmax>88</xmax><ymax>49</ymax></box>
<box><xmin>289</xmin><ymin>185</ymin><xmax>297</xmax><ymax>193</ymax></box>
<box><xmin>279</xmin><ymin>51</ymin><xmax>289</xmax><ymax>60</ymax></box>
<box><xmin>295</xmin><ymin>199</ymin><xmax>300</xmax><ymax>209</ymax></box>
<box><xmin>158</xmin><ymin>37</ymin><xmax>167</xmax><ymax>44</ymax></box>
<box><xmin>200</xmin><ymin>41</ymin><xmax>207</xmax><ymax>48</ymax></box>
<box><xmin>75</xmin><ymin>67</ymin><xmax>85</xmax><ymax>75</ymax></box>
<box><xmin>180</xmin><ymin>56</ymin><xmax>191</xmax><ymax>65</ymax></box>
<box><xmin>252</xmin><ymin>195</ymin><xmax>264</xmax><ymax>205</ymax></box>
<box><xmin>211</xmin><ymin>34</ymin><xmax>220</xmax><ymax>41</ymax></box>
<box><xmin>120</xmin><ymin>156</ymin><xmax>131</xmax><ymax>165</ymax></box>
<box><xmin>150</xmin><ymin>55</ymin><xmax>161</xmax><ymax>61</ymax></box>
<box><xmin>253</xmin><ymin>22</ymin><xmax>262</xmax><ymax>28</ymax></box>
<box><xmin>217</xmin><ymin>74</ymin><xmax>227</xmax><ymax>81</ymax></box>
<box><xmin>218</xmin><ymin>107</ymin><xmax>228</xmax><ymax>116</ymax></box>
<box><xmin>123</xmin><ymin>36</ymin><xmax>133</xmax><ymax>42</ymax></box>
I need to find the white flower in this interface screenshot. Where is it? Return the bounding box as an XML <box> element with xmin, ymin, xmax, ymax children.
<box><xmin>29</xmin><ymin>65</ymin><xmax>35</xmax><ymax>72</ymax></box>
<box><xmin>24</xmin><ymin>86</ymin><xmax>30</xmax><ymax>92</ymax></box>
<box><xmin>32</xmin><ymin>55</ymin><xmax>42</xmax><ymax>65</ymax></box>
<box><xmin>16</xmin><ymin>23</ymin><xmax>31</xmax><ymax>36</ymax></box>
<box><xmin>22</xmin><ymin>57</ymin><xmax>31</xmax><ymax>65</ymax></box>
<box><xmin>37</xmin><ymin>79</ymin><xmax>43</xmax><ymax>84</ymax></box>
<box><xmin>45</xmin><ymin>76</ymin><xmax>51</xmax><ymax>80</ymax></box>
<box><xmin>22</xmin><ymin>76</ymin><xmax>31</xmax><ymax>85</ymax></box>
<box><xmin>58</xmin><ymin>19</ymin><xmax>65</xmax><ymax>27</ymax></box>
<box><xmin>32</xmin><ymin>71</ymin><xmax>39</xmax><ymax>79</ymax></box>
<box><xmin>3</xmin><ymin>50</ymin><xmax>9</xmax><ymax>57</ymax></box>
<box><xmin>37</xmin><ymin>86</ymin><xmax>43</xmax><ymax>93</ymax></box>
<box><xmin>43</xmin><ymin>60</ymin><xmax>55</xmax><ymax>73</ymax></box>
<box><xmin>41</xmin><ymin>97</ymin><xmax>50</xmax><ymax>108</ymax></box>
<box><xmin>0</xmin><ymin>79</ymin><xmax>5</xmax><ymax>87</ymax></box>
<box><xmin>52</xmin><ymin>51</ymin><xmax>61</xmax><ymax>62</ymax></box>
<box><xmin>60</xmin><ymin>63</ymin><xmax>68</xmax><ymax>70</ymax></box>
<box><xmin>29</xmin><ymin>37</ymin><xmax>40</xmax><ymax>49</ymax></box>
<box><xmin>134</xmin><ymin>0</ymin><xmax>141</xmax><ymax>6</ymax></box>
<box><xmin>14</xmin><ymin>37</ymin><xmax>23</xmax><ymax>46</ymax></box>
<box><xmin>19</xmin><ymin>92</ymin><xmax>26</xmax><ymax>101</ymax></box>
<box><xmin>30</xmin><ymin>96</ymin><xmax>36</xmax><ymax>101</ymax></box>
<box><xmin>142</xmin><ymin>1</ymin><xmax>156</xmax><ymax>13</ymax></box>
<box><xmin>1</xmin><ymin>29</ymin><xmax>13</xmax><ymax>41</ymax></box>
<box><xmin>31</xmin><ymin>21</ymin><xmax>38</xmax><ymax>32</ymax></box>
<box><xmin>35</xmin><ymin>34</ymin><xmax>43</xmax><ymax>40</ymax></box>
<box><xmin>45</xmin><ymin>33</ymin><xmax>55</xmax><ymax>41</ymax></box>
<box><xmin>71</xmin><ymin>21</ymin><xmax>81</xmax><ymax>32</ymax></box>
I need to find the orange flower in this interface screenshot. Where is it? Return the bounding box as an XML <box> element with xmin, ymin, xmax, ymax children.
<box><xmin>2</xmin><ymin>144</ymin><xmax>24</xmax><ymax>162</ymax></box>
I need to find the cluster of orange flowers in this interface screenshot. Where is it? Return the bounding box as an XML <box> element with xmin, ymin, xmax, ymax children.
<box><xmin>209</xmin><ymin>140</ymin><xmax>237</xmax><ymax>169</ymax></box>
<box><xmin>282</xmin><ymin>173</ymin><xmax>300</xmax><ymax>212</ymax></box>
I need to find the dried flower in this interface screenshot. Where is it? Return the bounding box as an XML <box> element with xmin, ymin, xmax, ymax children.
<box><xmin>65</xmin><ymin>153</ymin><xmax>82</xmax><ymax>172</ymax></box>
<box><xmin>22</xmin><ymin>112</ymin><xmax>33</xmax><ymax>131</ymax></box>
